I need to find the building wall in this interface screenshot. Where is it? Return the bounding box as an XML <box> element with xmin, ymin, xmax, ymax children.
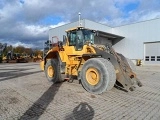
<box><xmin>49</xmin><ymin>19</ymin><xmax>112</xmax><ymax>42</ymax></box>
<box><xmin>112</xmin><ymin>18</ymin><xmax>160</xmax><ymax>60</ymax></box>
<box><xmin>49</xmin><ymin>20</ymin><xmax>82</xmax><ymax>42</ymax></box>
<box><xmin>84</xmin><ymin>19</ymin><xmax>112</xmax><ymax>33</ymax></box>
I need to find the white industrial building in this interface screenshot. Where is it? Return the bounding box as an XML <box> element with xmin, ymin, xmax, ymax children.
<box><xmin>49</xmin><ymin>18</ymin><xmax>160</xmax><ymax>65</ymax></box>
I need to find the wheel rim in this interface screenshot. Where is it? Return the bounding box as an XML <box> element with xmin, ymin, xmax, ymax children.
<box><xmin>47</xmin><ymin>65</ymin><xmax>54</xmax><ymax>78</ymax></box>
<box><xmin>86</xmin><ymin>68</ymin><xmax>100</xmax><ymax>86</ymax></box>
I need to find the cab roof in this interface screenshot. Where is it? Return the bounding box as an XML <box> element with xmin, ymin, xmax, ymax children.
<box><xmin>65</xmin><ymin>27</ymin><xmax>94</xmax><ymax>32</ymax></box>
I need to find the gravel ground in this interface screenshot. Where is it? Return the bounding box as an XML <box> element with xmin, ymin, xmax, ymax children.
<box><xmin>0</xmin><ymin>63</ymin><xmax>160</xmax><ymax>120</ymax></box>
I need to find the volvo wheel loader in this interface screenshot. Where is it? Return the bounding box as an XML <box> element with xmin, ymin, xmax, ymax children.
<box><xmin>40</xmin><ymin>27</ymin><xmax>142</xmax><ymax>94</ymax></box>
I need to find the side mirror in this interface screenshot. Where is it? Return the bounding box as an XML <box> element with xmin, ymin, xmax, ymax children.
<box><xmin>63</xmin><ymin>35</ymin><xmax>67</xmax><ymax>45</ymax></box>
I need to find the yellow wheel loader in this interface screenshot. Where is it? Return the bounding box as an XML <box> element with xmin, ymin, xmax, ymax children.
<box><xmin>6</xmin><ymin>52</ymin><xmax>28</xmax><ymax>63</ymax></box>
<box><xmin>40</xmin><ymin>27</ymin><xmax>142</xmax><ymax>94</ymax></box>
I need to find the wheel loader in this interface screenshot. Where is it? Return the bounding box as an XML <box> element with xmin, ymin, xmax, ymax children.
<box><xmin>6</xmin><ymin>52</ymin><xmax>28</xmax><ymax>63</ymax></box>
<box><xmin>40</xmin><ymin>27</ymin><xmax>142</xmax><ymax>94</ymax></box>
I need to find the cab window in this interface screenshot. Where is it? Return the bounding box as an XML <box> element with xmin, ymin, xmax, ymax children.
<box><xmin>68</xmin><ymin>31</ymin><xmax>76</xmax><ymax>46</ymax></box>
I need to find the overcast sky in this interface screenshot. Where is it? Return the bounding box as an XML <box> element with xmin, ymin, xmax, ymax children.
<box><xmin>0</xmin><ymin>0</ymin><xmax>160</xmax><ymax>49</ymax></box>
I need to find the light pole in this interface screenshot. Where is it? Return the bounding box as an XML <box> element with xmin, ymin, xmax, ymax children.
<box><xmin>78</xmin><ymin>12</ymin><xmax>81</xmax><ymax>27</ymax></box>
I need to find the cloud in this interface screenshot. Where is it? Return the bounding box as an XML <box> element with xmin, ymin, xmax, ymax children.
<box><xmin>0</xmin><ymin>22</ymin><xmax>67</xmax><ymax>49</ymax></box>
<box><xmin>20</xmin><ymin>0</ymin><xmax>122</xmax><ymax>23</ymax></box>
<box><xmin>12</xmin><ymin>41</ymin><xmax>34</xmax><ymax>48</ymax></box>
<box><xmin>49</xmin><ymin>21</ymin><xmax>69</xmax><ymax>29</ymax></box>
<box><xmin>0</xmin><ymin>0</ymin><xmax>68</xmax><ymax>48</ymax></box>
<box><xmin>0</xmin><ymin>0</ymin><xmax>160</xmax><ymax>48</ymax></box>
<box><xmin>99</xmin><ymin>0</ymin><xmax>160</xmax><ymax>26</ymax></box>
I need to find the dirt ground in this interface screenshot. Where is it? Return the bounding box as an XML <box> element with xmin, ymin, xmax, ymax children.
<box><xmin>0</xmin><ymin>63</ymin><xmax>160</xmax><ymax>120</ymax></box>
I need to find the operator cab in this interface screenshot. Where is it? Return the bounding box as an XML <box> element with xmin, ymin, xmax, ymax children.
<box><xmin>66</xmin><ymin>27</ymin><xmax>95</xmax><ymax>51</ymax></box>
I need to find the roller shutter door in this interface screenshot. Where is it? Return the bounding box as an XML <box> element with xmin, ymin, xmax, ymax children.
<box><xmin>144</xmin><ymin>42</ymin><xmax>160</xmax><ymax>65</ymax></box>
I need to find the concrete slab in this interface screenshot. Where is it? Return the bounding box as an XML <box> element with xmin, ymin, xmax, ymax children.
<box><xmin>0</xmin><ymin>63</ymin><xmax>160</xmax><ymax>120</ymax></box>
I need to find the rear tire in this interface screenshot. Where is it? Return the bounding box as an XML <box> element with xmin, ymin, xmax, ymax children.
<box><xmin>45</xmin><ymin>59</ymin><xmax>64</xmax><ymax>83</ymax></box>
<box><xmin>80</xmin><ymin>58</ymin><xmax>116</xmax><ymax>94</ymax></box>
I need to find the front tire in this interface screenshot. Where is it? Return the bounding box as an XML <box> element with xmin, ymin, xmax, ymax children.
<box><xmin>80</xmin><ymin>58</ymin><xmax>116</xmax><ymax>94</ymax></box>
<box><xmin>45</xmin><ymin>59</ymin><xmax>64</xmax><ymax>83</ymax></box>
